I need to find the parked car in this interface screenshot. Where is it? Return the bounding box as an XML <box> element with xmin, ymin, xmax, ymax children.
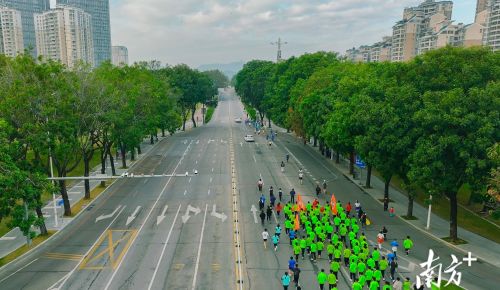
<box><xmin>235</xmin><ymin>117</ymin><xmax>242</xmax><ymax>123</ymax></box>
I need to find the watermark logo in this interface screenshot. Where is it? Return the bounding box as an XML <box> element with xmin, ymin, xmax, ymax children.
<box><xmin>417</xmin><ymin>250</ymin><xmax>477</xmax><ymax>288</ymax></box>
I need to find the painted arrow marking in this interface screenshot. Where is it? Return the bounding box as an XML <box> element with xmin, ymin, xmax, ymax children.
<box><xmin>250</xmin><ymin>204</ymin><xmax>258</xmax><ymax>224</ymax></box>
<box><xmin>156</xmin><ymin>205</ymin><xmax>168</xmax><ymax>225</ymax></box>
<box><xmin>181</xmin><ymin>205</ymin><xmax>201</xmax><ymax>223</ymax></box>
<box><xmin>211</xmin><ymin>205</ymin><xmax>227</xmax><ymax>222</ymax></box>
<box><xmin>126</xmin><ymin>206</ymin><xmax>141</xmax><ymax>226</ymax></box>
<box><xmin>240</xmin><ymin>142</ymin><xmax>243</xmax><ymax>147</ymax></box>
<box><xmin>398</xmin><ymin>262</ymin><xmax>416</xmax><ymax>272</ymax></box>
<box><xmin>0</xmin><ymin>236</ymin><xmax>16</xmax><ymax>241</ymax></box>
<box><xmin>95</xmin><ymin>205</ymin><xmax>123</xmax><ymax>223</ymax></box>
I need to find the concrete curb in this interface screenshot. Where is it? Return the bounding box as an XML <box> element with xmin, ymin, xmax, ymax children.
<box><xmin>0</xmin><ymin>137</ymin><xmax>166</xmax><ymax>271</ymax></box>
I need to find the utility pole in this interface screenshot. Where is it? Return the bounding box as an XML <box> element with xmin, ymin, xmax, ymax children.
<box><xmin>271</xmin><ymin>38</ymin><xmax>287</xmax><ymax>63</ymax></box>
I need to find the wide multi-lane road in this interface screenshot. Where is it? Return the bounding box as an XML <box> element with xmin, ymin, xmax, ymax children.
<box><xmin>0</xmin><ymin>89</ymin><xmax>498</xmax><ymax>290</ymax></box>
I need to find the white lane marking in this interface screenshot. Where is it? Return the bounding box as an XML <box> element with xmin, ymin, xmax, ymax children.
<box><xmin>189</xmin><ymin>177</ymin><xmax>192</xmax><ymax>183</ymax></box>
<box><xmin>283</xmin><ymin>145</ymin><xmax>338</xmax><ymax>181</ymax></box>
<box><xmin>143</xmin><ymin>179</ymin><xmax>148</xmax><ymax>184</ymax></box>
<box><xmin>104</xmin><ymin>141</ymin><xmax>192</xmax><ymax>290</ymax></box>
<box><xmin>148</xmin><ymin>204</ymin><xmax>181</xmax><ymax>289</ymax></box>
<box><xmin>184</xmin><ymin>189</ymin><xmax>187</xmax><ymax>195</ymax></box>
<box><xmin>95</xmin><ymin>205</ymin><xmax>122</xmax><ymax>223</ymax></box>
<box><xmin>195</xmin><ymin>160</ymin><xmax>198</xmax><ymax>164</ymax></box>
<box><xmin>207</xmin><ymin>189</ymin><xmax>211</xmax><ymax>195</ymax></box>
<box><xmin>156</xmin><ymin>204</ymin><xmax>169</xmax><ymax>226</ymax></box>
<box><xmin>253</xmin><ymin>155</ymin><xmax>257</xmax><ymax>163</ymax></box>
<box><xmin>211</xmin><ymin>168</ymin><xmax>214</xmax><ymax>172</ymax></box>
<box><xmin>0</xmin><ymin>258</ymin><xmax>39</xmax><ymax>284</ymax></box>
<box><xmin>126</xmin><ymin>206</ymin><xmax>141</xmax><ymax>226</ymax></box>
<box><xmin>0</xmin><ymin>236</ymin><xmax>16</xmax><ymax>241</ymax></box>
<box><xmin>191</xmin><ymin>204</ymin><xmax>209</xmax><ymax>290</ymax></box>
<box><xmin>272</xmin><ymin>210</ymin><xmax>278</xmax><ymax>224</ymax></box>
<box><xmin>50</xmin><ymin>206</ymin><xmax>126</xmax><ymax>290</ymax></box>
<box><xmin>250</xmin><ymin>205</ymin><xmax>258</xmax><ymax>223</ymax></box>
<box><xmin>210</xmin><ymin>177</ymin><xmax>213</xmax><ymax>183</ymax></box>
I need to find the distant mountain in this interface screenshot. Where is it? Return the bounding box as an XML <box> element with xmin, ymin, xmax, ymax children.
<box><xmin>198</xmin><ymin>61</ymin><xmax>245</xmax><ymax>79</ymax></box>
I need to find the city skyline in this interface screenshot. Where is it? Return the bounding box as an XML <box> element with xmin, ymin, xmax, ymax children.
<box><xmin>108</xmin><ymin>0</ymin><xmax>477</xmax><ymax>67</ymax></box>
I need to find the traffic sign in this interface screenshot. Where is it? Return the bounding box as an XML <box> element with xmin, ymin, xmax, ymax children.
<box><xmin>355</xmin><ymin>155</ymin><xmax>366</xmax><ymax>169</ymax></box>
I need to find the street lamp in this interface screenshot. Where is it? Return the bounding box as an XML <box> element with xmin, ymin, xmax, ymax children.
<box><xmin>46</xmin><ymin>117</ymin><xmax>58</xmax><ymax>228</ymax></box>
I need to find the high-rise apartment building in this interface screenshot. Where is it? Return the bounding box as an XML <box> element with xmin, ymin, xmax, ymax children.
<box><xmin>35</xmin><ymin>5</ymin><xmax>93</xmax><ymax>67</ymax></box>
<box><xmin>0</xmin><ymin>0</ymin><xmax>50</xmax><ymax>56</ymax></box>
<box><xmin>403</xmin><ymin>0</ymin><xmax>453</xmax><ymax>20</ymax></box>
<box><xmin>57</xmin><ymin>0</ymin><xmax>111</xmax><ymax>66</ymax></box>
<box><xmin>391</xmin><ymin>15</ymin><xmax>422</xmax><ymax>61</ymax></box>
<box><xmin>484</xmin><ymin>0</ymin><xmax>500</xmax><ymax>51</ymax></box>
<box><xmin>477</xmin><ymin>0</ymin><xmax>489</xmax><ymax>17</ymax></box>
<box><xmin>0</xmin><ymin>6</ymin><xmax>23</xmax><ymax>57</ymax></box>
<box><xmin>112</xmin><ymin>45</ymin><xmax>128</xmax><ymax>66</ymax></box>
<box><xmin>391</xmin><ymin>0</ymin><xmax>454</xmax><ymax>61</ymax></box>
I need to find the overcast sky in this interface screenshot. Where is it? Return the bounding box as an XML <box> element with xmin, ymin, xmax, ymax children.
<box><xmin>108</xmin><ymin>0</ymin><xmax>476</xmax><ymax>67</ymax></box>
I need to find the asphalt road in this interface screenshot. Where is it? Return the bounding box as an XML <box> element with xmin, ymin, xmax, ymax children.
<box><xmin>0</xmin><ymin>89</ymin><xmax>498</xmax><ymax>290</ymax></box>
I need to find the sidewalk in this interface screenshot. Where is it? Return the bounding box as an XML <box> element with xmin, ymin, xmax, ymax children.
<box><xmin>304</xmin><ymin>141</ymin><xmax>500</xmax><ymax>267</ymax></box>
<box><xmin>0</xmin><ymin>136</ymin><xmax>165</xmax><ymax>259</ymax></box>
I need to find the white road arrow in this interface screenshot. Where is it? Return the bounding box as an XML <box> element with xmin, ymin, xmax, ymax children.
<box><xmin>95</xmin><ymin>205</ymin><xmax>123</xmax><ymax>223</ymax></box>
<box><xmin>156</xmin><ymin>205</ymin><xmax>168</xmax><ymax>225</ymax></box>
<box><xmin>126</xmin><ymin>206</ymin><xmax>141</xmax><ymax>226</ymax></box>
<box><xmin>211</xmin><ymin>205</ymin><xmax>227</xmax><ymax>222</ymax></box>
<box><xmin>182</xmin><ymin>205</ymin><xmax>201</xmax><ymax>223</ymax></box>
<box><xmin>250</xmin><ymin>204</ymin><xmax>258</xmax><ymax>224</ymax></box>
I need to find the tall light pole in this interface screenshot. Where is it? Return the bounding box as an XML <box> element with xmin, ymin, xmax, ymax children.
<box><xmin>271</xmin><ymin>38</ymin><xmax>287</xmax><ymax>63</ymax></box>
<box><xmin>426</xmin><ymin>191</ymin><xmax>433</xmax><ymax>230</ymax></box>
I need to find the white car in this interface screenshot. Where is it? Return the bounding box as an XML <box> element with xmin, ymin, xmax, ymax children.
<box><xmin>234</xmin><ymin>117</ymin><xmax>242</xmax><ymax>123</ymax></box>
<box><xmin>244</xmin><ymin>134</ymin><xmax>255</xmax><ymax>142</ymax></box>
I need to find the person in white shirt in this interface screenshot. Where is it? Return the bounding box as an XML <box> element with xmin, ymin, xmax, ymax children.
<box><xmin>298</xmin><ymin>169</ymin><xmax>304</xmax><ymax>184</ymax></box>
<box><xmin>392</xmin><ymin>277</ymin><xmax>403</xmax><ymax>290</ymax></box>
<box><xmin>262</xmin><ymin>229</ymin><xmax>269</xmax><ymax>249</ymax></box>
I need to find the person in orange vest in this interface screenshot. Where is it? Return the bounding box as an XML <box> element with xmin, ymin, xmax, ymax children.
<box><xmin>276</xmin><ymin>202</ymin><xmax>283</xmax><ymax>219</ymax></box>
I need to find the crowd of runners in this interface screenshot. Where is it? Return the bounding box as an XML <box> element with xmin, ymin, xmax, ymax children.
<box><xmin>257</xmin><ymin>180</ymin><xmax>421</xmax><ymax>290</ymax></box>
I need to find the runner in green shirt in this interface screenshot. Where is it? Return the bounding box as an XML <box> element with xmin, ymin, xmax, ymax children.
<box><xmin>373</xmin><ymin>269</ymin><xmax>382</xmax><ymax>282</ymax></box>
<box><xmin>327</xmin><ymin>243</ymin><xmax>335</xmax><ymax>262</ymax></box>
<box><xmin>330</xmin><ymin>260</ymin><xmax>340</xmax><ymax>276</ymax></box>
<box><xmin>403</xmin><ymin>277</ymin><xmax>412</xmax><ymax>290</ymax></box>
<box><xmin>328</xmin><ymin>270</ymin><xmax>337</xmax><ymax>288</ymax></box>
<box><xmin>299</xmin><ymin>237</ymin><xmax>307</xmax><ymax>259</ymax></box>
<box><xmin>310</xmin><ymin>242</ymin><xmax>318</xmax><ymax>261</ymax></box>
<box><xmin>334</xmin><ymin>248</ymin><xmax>342</xmax><ymax>263</ymax></box>
<box><xmin>357</xmin><ymin>261</ymin><xmax>366</xmax><ymax>274</ymax></box>
<box><xmin>317</xmin><ymin>240</ymin><xmax>324</xmax><ymax>259</ymax></box>
<box><xmin>365</xmin><ymin>268</ymin><xmax>374</xmax><ymax>283</ymax></box>
<box><xmin>379</xmin><ymin>256</ymin><xmax>389</xmax><ymax>279</ymax></box>
<box><xmin>293</xmin><ymin>244</ymin><xmax>301</xmax><ymax>261</ymax></box>
<box><xmin>317</xmin><ymin>269</ymin><xmax>327</xmax><ymax>290</ymax></box>
<box><xmin>344</xmin><ymin>248</ymin><xmax>351</xmax><ymax>267</ymax></box>
<box><xmin>369</xmin><ymin>280</ymin><xmax>380</xmax><ymax>290</ymax></box>
<box><xmin>352</xmin><ymin>281</ymin><xmax>362</xmax><ymax>290</ymax></box>
<box><xmin>349</xmin><ymin>262</ymin><xmax>358</xmax><ymax>281</ymax></box>
<box><xmin>403</xmin><ymin>236</ymin><xmax>413</xmax><ymax>255</ymax></box>
<box><xmin>382</xmin><ymin>281</ymin><xmax>392</xmax><ymax>290</ymax></box>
